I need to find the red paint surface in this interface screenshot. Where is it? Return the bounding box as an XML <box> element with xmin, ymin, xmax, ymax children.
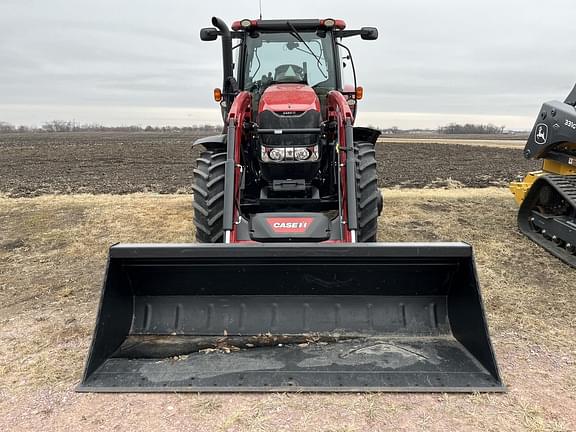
<box><xmin>227</xmin><ymin>91</ymin><xmax>252</xmax><ymax>243</ymax></box>
<box><xmin>258</xmin><ymin>84</ymin><xmax>320</xmax><ymax>113</ymax></box>
<box><xmin>326</xmin><ymin>90</ymin><xmax>355</xmax><ymax>242</ymax></box>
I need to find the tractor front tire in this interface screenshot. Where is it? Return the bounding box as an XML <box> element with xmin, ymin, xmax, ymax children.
<box><xmin>355</xmin><ymin>141</ymin><xmax>382</xmax><ymax>242</ymax></box>
<box><xmin>192</xmin><ymin>151</ymin><xmax>226</xmax><ymax>243</ymax></box>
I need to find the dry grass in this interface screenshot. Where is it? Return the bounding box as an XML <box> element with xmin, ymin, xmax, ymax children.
<box><xmin>0</xmin><ymin>190</ymin><xmax>575</xmax><ymax>431</ymax></box>
<box><xmin>0</xmin><ymin>194</ymin><xmax>194</xmax><ymax>390</ymax></box>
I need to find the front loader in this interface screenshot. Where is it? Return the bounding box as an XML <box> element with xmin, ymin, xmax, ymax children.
<box><xmin>78</xmin><ymin>17</ymin><xmax>503</xmax><ymax>392</ymax></box>
<box><xmin>510</xmin><ymin>85</ymin><xmax>576</xmax><ymax>267</ymax></box>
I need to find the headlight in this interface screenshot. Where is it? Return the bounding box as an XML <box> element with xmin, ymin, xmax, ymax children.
<box><xmin>323</xmin><ymin>18</ymin><xmax>336</xmax><ymax>28</ymax></box>
<box><xmin>261</xmin><ymin>145</ymin><xmax>319</xmax><ymax>162</ymax></box>
<box><xmin>294</xmin><ymin>148</ymin><xmax>311</xmax><ymax>161</ymax></box>
<box><xmin>268</xmin><ymin>148</ymin><xmax>284</xmax><ymax>161</ymax></box>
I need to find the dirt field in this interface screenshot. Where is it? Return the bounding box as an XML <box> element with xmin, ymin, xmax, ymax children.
<box><xmin>1</xmin><ymin>189</ymin><xmax>575</xmax><ymax>431</ymax></box>
<box><xmin>0</xmin><ymin>132</ymin><xmax>539</xmax><ymax>197</ymax></box>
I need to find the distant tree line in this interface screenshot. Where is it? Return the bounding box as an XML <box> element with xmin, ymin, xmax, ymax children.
<box><xmin>1</xmin><ymin>120</ymin><xmax>509</xmax><ymax>135</ymax></box>
<box><xmin>0</xmin><ymin>120</ymin><xmax>221</xmax><ymax>133</ymax></box>
<box><xmin>437</xmin><ymin>123</ymin><xmax>505</xmax><ymax>135</ymax></box>
<box><xmin>363</xmin><ymin>124</ymin><xmax>509</xmax><ymax>135</ymax></box>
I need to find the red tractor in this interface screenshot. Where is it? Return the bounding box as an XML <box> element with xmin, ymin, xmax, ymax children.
<box><xmin>193</xmin><ymin>17</ymin><xmax>382</xmax><ymax>244</ymax></box>
<box><xmin>78</xmin><ymin>17</ymin><xmax>503</xmax><ymax>393</ymax></box>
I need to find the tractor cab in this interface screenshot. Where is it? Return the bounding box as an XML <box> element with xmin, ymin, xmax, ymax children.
<box><xmin>239</xmin><ymin>25</ymin><xmax>339</xmax><ymax>117</ymax></box>
<box><xmin>201</xmin><ymin>18</ymin><xmax>378</xmax><ymax>121</ymax></box>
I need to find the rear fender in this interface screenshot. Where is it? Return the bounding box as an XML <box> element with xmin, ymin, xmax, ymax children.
<box><xmin>353</xmin><ymin>127</ymin><xmax>381</xmax><ymax>144</ymax></box>
<box><xmin>192</xmin><ymin>134</ymin><xmax>226</xmax><ymax>151</ymax></box>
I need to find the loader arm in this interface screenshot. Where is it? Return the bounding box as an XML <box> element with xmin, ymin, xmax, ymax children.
<box><xmin>223</xmin><ymin>91</ymin><xmax>252</xmax><ymax>243</ymax></box>
<box><xmin>327</xmin><ymin>90</ymin><xmax>357</xmax><ymax>241</ymax></box>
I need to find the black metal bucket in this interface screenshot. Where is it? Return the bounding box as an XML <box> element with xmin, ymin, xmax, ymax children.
<box><xmin>78</xmin><ymin>243</ymin><xmax>504</xmax><ymax>392</ymax></box>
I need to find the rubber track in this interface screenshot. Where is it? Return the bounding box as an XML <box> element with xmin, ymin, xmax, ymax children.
<box><xmin>192</xmin><ymin>151</ymin><xmax>226</xmax><ymax>243</ymax></box>
<box><xmin>518</xmin><ymin>174</ymin><xmax>576</xmax><ymax>267</ymax></box>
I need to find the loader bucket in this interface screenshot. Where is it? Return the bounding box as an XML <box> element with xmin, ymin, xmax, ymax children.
<box><xmin>78</xmin><ymin>243</ymin><xmax>504</xmax><ymax>392</ymax></box>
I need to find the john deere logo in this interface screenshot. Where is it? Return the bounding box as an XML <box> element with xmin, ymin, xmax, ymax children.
<box><xmin>535</xmin><ymin>123</ymin><xmax>548</xmax><ymax>145</ymax></box>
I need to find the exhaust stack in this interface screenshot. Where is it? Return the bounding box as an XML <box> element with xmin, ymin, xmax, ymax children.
<box><xmin>211</xmin><ymin>17</ymin><xmax>234</xmax><ymax>114</ymax></box>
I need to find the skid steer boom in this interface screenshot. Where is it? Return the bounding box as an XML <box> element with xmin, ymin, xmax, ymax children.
<box><xmin>78</xmin><ymin>243</ymin><xmax>504</xmax><ymax>392</ymax></box>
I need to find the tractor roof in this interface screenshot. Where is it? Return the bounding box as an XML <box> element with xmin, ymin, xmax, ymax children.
<box><xmin>231</xmin><ymin>18</ymin><xmax>346</xmax><ymax>32</ymax></box>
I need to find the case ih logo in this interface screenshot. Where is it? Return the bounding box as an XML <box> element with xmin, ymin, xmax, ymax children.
<box><xmin>266</xmin><ymin>217</ymin><xmax>313</xmax><ymax>233</ymax></box>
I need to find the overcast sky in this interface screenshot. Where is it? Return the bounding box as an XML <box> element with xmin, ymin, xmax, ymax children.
<box><xmin>1</xmin><ymin>0</ymin><xmax>575</xmax><ymax>129</ymax></box>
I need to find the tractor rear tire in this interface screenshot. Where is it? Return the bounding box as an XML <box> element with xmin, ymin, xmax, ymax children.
<box><xmin>192</xmin><ymin>151</ymin><xmax>226</xmax><ymax>243</ymax></box>
<box><xmin>355</xmin><ymin>141</ymin><xmax>382</xmax><ymax>242</ymax></box>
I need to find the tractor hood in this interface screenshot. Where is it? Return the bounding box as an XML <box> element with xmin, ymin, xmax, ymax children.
<box><xmin>258</xmin><ymin>84</ymin><xmax>321</xmax><ymax>114</ymax></box>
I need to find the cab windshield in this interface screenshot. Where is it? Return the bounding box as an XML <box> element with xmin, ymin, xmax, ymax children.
<box><xmin>242</xmin><ymin>31</ymin><xmax>336</xmax><ymax>91</ymax></box>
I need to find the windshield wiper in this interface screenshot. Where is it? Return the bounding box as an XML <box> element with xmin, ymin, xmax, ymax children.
<box><xmin>286</xmin><ymin>21</ymin><xmax>328</xmax><ymax>79</ymax></box>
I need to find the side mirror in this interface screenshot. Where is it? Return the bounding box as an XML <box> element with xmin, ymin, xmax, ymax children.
<box><xmin>360</xmin><ymin>27</ymin><xmax>378</xmax><ymax>40</ymax></box>
<box><xmin>200</xmin><ymin>27</ymin><xmax>219</xmax><ymax>41</ymax></box>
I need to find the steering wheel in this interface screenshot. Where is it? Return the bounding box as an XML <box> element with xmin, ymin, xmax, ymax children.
<box><xmin>274</xmin><ymin>64</ymin><xmax>306</xmax><ymax>83</ymax></box>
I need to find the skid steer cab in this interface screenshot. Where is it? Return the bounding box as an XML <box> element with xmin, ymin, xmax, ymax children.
<box><xmin>78</xmin><ymin>17</ymin><xmax>504</xmax><ymax>394</ymax></box>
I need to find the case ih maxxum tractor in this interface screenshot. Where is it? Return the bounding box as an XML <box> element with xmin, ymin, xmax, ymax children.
<box><xmin>78</xmin><ymin>18</ymin><xmax>504</xmax><ymax>393</ymax></box>
<box><xmin>193</xmin><ymin>18</ymin><xmax>382</xmax><ymax>244</ymax></box>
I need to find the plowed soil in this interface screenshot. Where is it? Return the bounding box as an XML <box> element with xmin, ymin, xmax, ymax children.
<box><xmin>0</xmin><ymin>132</ymin><xmax>540</xmax><ymax>197</ymax></box>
